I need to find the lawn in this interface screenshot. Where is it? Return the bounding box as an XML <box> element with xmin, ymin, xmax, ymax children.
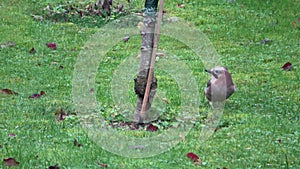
<box><xmin>1</xmin><ymin>0</ymin><xmax>299</xmax><ymax>168</ymax></box>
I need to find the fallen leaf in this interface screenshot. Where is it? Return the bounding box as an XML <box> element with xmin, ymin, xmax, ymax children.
<box><xmin>282</xmin><ymin>62</ymin><xmax>292</xmax><ymax>71</ymax></box>
<box><xmin>214</xmin><ymin>127</ymin><xmax>221</xmax><ymax>132</ymax></box>
<box><xmin>186</xmin><ymin>152</ymin><xmax>199</xmax><ymax>162</ymax></box>
<box><xmin>146</xmin><ymin>124</ymin><xmax>158</xmax><ymax>132</ymax></box>
<box><xmin>46</xmin><ymin>42</ymin><xmax>57</xmax><ymax>50</ymax></box>
<box><xmin>9</xmin><ymin>134</ymin><xmax>16</xmax><ymax>137</ymax></box>
<box><xmin>123</xmin><ymin>36</ymin><xmax>130</xmax><ymax>42</ymax></box>
<box><xmin>55</xmin><ymin>109</ymin><xmax>68</xmax><ymax>121</ymax></box>
<box><xmin>74</xmin><ymin>139</ymin><xmax>83</xmax><ymax>147</ymax></box>
<box><xmin>40</xmin><ymin>91</ymin><xmax>46</xmax><ymax>95</ymax></box>
<box><xmin>4</xmin><ymin>158</ymin><xmax>20</xmax><ymax>166</ymax></box>
<box><xmin>0</xmin><ymin>88</ymin><xmax>18</xmax><ymax>95</ymax></box>
<box><xmin>261</xmin><ymin>38</ymin><xmax>272</xmax><ymax>44</ymax></box>
<box><xmin>98</xmin><ymin>162</ymin><xmax>108</xmax><ymax>168</ymax></box>
<box><xmin>77</xmin><ymin>10</ymin><xmax>83</xmax><ymax>17</ymax></box>
<box><xmin>29</xmin><ymin>91</ymin><xmax>46</xmax><ymax>98</ymax></box>
<box><xmin>47</xmin><ymin>164</ymin><xmax>60</xmax><ymax>169</ymax></box>
<box><xmin>54</xmin><ymin>108</ymin><xmax>75</xmax><ymax>121</ymax></box>
<box><xmin>29</xmin><ymin>47</ymin><xmax>36</xmax><ymax>54</ymax></box>
<box><xmin>0</xmin><ymin>41</ymin><xmax>16</xmax><ymax>49</ymax></box>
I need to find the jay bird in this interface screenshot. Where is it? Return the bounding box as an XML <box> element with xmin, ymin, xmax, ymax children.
<box><xmin>205</xmin><ymin>66</ymin><xmax>235</xmax><ymax>107</ymax></box>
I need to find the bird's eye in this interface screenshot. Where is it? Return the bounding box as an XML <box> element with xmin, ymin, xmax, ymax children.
<box><xmin>214</xmin><ymin>70</ymin><xmax>221</xmax><ymax>74</ymax></box>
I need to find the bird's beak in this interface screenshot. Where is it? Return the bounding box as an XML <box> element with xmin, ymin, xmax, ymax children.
<box><xmin>205</xmin><ymin>69</ymin><xmax>218</xmax><ymax>79</ymax></box>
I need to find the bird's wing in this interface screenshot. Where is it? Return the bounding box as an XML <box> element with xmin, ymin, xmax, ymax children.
<box><xmin>205</xmin><ymin>80</ymin><xmax>212</xmax><ymax>101</ymax></box>
<box><xmin>206</xmin><ymin>80</ymin><xmax>211</xmax><ymax>88</ymax></box>
<box><xmin>225</xmin><ymin>71</ymin><xmax>234</xmax><ymax>87</ymax></box>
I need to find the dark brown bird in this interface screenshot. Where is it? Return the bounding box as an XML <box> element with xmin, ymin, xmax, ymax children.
<box><xmin>205</xmin><ymin>66</ymin><xmax>235</xmax><ymax>106</ymax></box>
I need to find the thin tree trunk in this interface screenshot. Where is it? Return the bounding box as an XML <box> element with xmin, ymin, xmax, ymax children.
<box><xmin>134</xmin><ymin>0</ymin><xmax>159</xmax><ymax>123</ymax></box>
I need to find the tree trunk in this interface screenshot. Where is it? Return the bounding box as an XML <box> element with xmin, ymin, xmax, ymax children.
<box><xmin>134</xmin><ymin>0</ymin><xmax>159</xmax><ymax>123</ymax></box>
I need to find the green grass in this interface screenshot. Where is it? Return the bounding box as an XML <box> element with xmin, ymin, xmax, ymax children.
<box><xmin>1</xmin><ymin>0</ymin><xmax>300</xmax><ymax>168</ymax></box>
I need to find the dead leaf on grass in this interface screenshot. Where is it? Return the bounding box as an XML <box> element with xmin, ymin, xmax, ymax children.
<box><xmin>187</xmin><ymin>152</ymin><xmax>202</xmax><ymax>166</ymax></box>
<box><xmin>4</xmin><ymin>158</ymin><xmax>20</xmax><ymax>166</ymax></box>
<box><xmin>55</xmin><ymin>109</ymin><xmax>69</xmax><ymax>121</ymax></box>
<box><xmin>9</xmin><ymin>133</ymin><xmax>16</xmax><ymax>137</ymax></box>
<box><xmin>29</xmin><ymin>91</ymin><xmax>46</xmax><ymax>98</ymax></box>
<box><xmin>186</xmin><ymin>152</ymin><xmax>199</xmax><ymax>162</ymax></box>
<box><xmin>261</xmin><ymin>38</ymin><xmax>273</xmax><ymax>44</ymax></box>
<box><xmin>74</xmin><ymin>139</ymin><xmax>83</xmax><ymax>147</ymax></box>
<box><xmin>46</xmin><ymin>42</ymin><xmax>57</xmax><ymax>50</ymax></box>
<box><xmin>47</xmin><ymin>164</ymin><xmax>60</xmax><ymax>169</ymax></box>
<box><xmin>123</xmin><ymin>36</ymin><xmax>130</xmax><ymax>42</ymax></box>
<box><xmin>146</xmin><ymin>124</ymin><xmax>158</xmax><ymax>132</ymax></box>
<box><xmin>98</xmin><ymin>162</ymin><xmax>108</xmax><ymax>168</ymax></box>
<box><xmin>282</xmin><ymin>62</ymin><xmax>292</xmax><ymax>71</ymax></box>
<box><xmin>29</xmin><ymin>47</ymin><xmax>36</xmax><ymax>54</ymax></box>
<box><xmin>0</xmin><ymin>88</ymin><xmax>18</xmax><ymax>95</ymax></box>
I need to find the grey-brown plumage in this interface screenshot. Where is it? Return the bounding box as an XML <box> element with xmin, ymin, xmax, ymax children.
<box><xmin>205</xmin><ymin>66</ymin><xmax>235</xmax><ymax>105</ymax></box>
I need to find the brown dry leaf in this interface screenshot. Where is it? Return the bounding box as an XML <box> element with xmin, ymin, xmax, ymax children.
<box><xmin>55</xmin><ymin>109</ymin><xmax>69</xmax><ymax>121</ymax></box>
<box><xmin>29</xmin><ymin>91</ymin><xmax>45</xmax><ymax>98</ymax></box>
<box><xmin>98</xmin><ymin>162</ymin><xmax>108</xmax><ymax>168</ymax></box>
<box><xmin>123</xmin><ymin>36</ymin><xmax>130</xmax><ymax>42</ymax></box>
<box><xmin>0</xmin><ymin>88</ymin><xmax>18</xmax><ymax>95</ymax></box>
<box><xmin>29</xmin><ymin>47</ymin><xmax>36</xmax><ymax>54</ymax></box>
<box><xmin>186</xmin><ymin>152</ymin><xmax>199</xmax><ymax>162</ymax></box>
<box><xmin>74</xmin><ymin>139</ymin><xmax>83</xmax><ymax>147</ymax></box>
<box><xmin>4</xmin><ymin>158</ymin><xmax>20</xmax><ymax>166</ymax></box>
<box><xmin>282</xmin><ymin>62</ymin><xmax>292</xmax><ymax>71</ymax></box>
<box><xmin>46</xmin><ymin>42</ymin><xmax>57</xmax><ymax>50</ymax></box>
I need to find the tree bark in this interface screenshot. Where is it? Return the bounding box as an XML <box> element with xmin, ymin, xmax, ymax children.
<box><xmin>134</xmin><ymin>0</ymin><xmax>159</xmax><ymax>123</ymax></box>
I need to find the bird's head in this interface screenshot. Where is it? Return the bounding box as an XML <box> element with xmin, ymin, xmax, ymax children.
<box><xmin>205</xmin><ymin>66</ymin><xmax>228</xmax><ymax>79</ymax></box>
